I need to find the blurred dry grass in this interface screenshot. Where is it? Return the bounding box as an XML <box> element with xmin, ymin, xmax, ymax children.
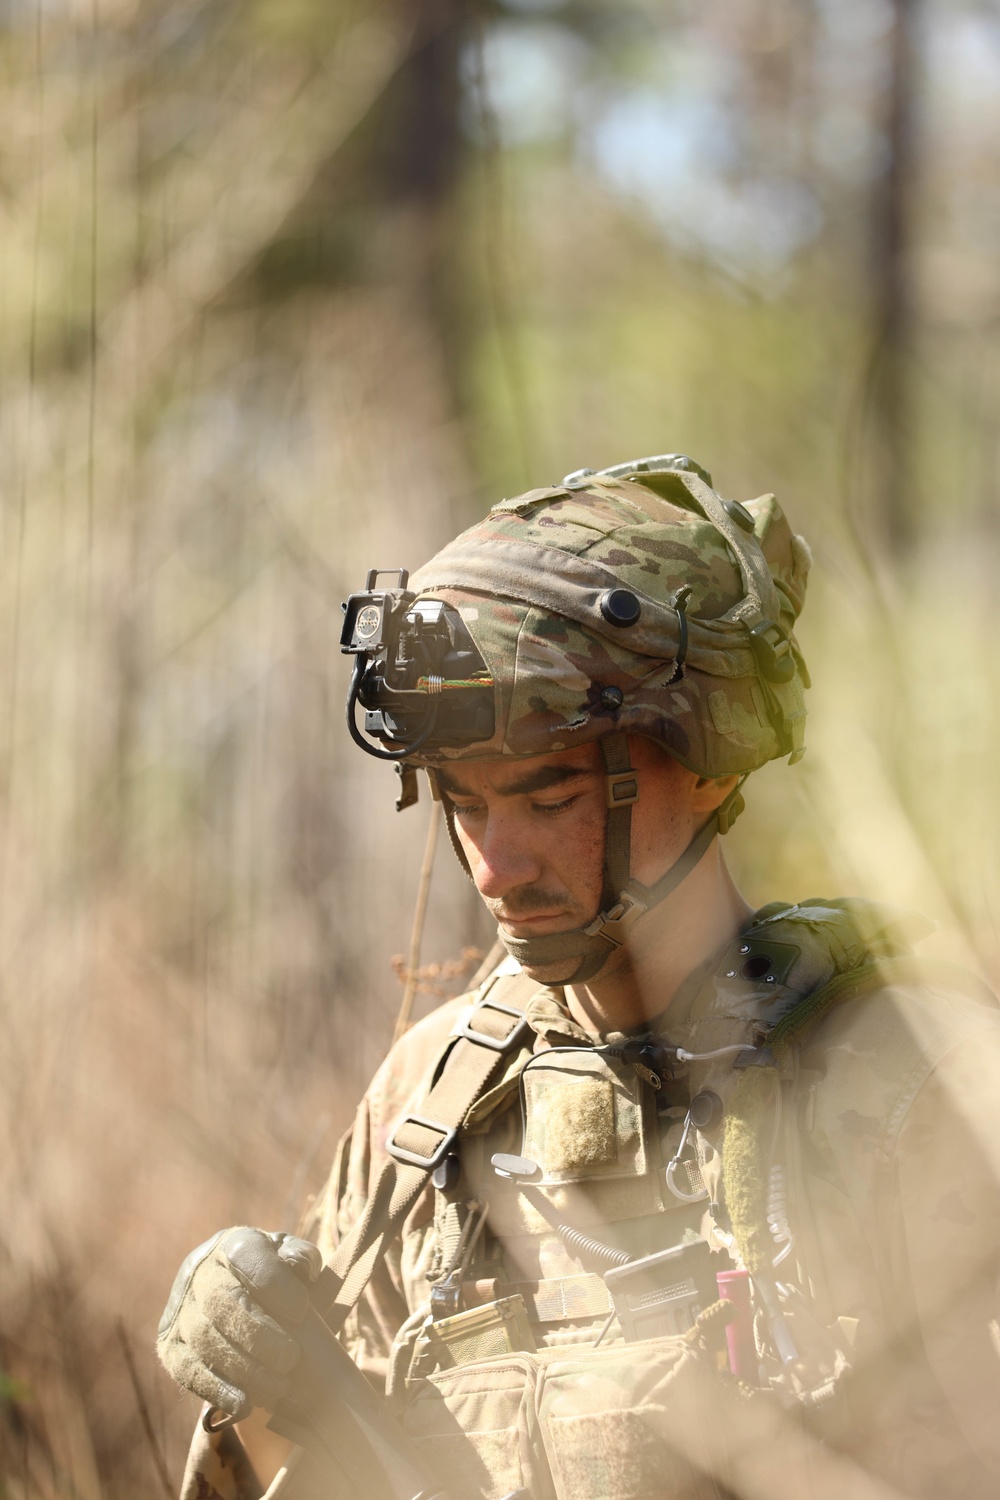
<box><xmin>0</xmin><ymin>0</ymin><xmax>997</xmax><ymax>1493</ymax></box>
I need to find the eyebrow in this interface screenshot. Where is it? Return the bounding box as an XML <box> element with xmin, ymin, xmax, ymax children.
<box><xmin>438</xmin><ymin>764</ymin><xmax>597</xmax><ymax>800</ymax></box>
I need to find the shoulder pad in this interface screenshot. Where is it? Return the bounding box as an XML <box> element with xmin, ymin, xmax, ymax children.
<box><xmin>702</xmin><ymin>898</ymin><xmax>936</xmax><ymax>1037</ymax></box>
<box><xmin>747</xmin><ymin>897</ymin><xmax>933</xmax><ymax>964</ymax></box>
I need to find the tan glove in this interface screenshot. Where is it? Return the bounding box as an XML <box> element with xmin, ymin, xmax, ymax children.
<box><xmin>157</xmin><ymin>1227</ymin><xmax>325</xmax><ymax>1419</ymax></box>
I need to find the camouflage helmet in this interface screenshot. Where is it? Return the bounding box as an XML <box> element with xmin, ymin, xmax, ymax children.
<box><xmin>342</xmin><ymin>455</ymin><xmax>811</xmax><ymax>981</ymax></box>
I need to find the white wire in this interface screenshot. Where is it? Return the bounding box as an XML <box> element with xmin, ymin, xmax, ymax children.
<box><xmin>767</xmin><ymin>1163</ymin><xmax>795</xmax><ymax>1266</ymax></box>
<box><xmin>673</xmin><ymin>1044</ymin><xmax>752</xmax><ymax>1062</ymax></box>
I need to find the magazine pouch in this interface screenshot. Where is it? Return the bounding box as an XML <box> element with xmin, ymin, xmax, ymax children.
<box><xmin>401</xmin><ymin>1352</ymin><xmax>546</xmax><ymax>1500</ymax></box>
<box><xmin>401</xmin><ymin>1333</ymin><xmax>733</xmax><ymax>1500</ymax></box>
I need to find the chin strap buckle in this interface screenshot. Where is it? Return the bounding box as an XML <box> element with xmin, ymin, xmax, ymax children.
<box><xmin>605</xmin><ymin>770</ymin><xmax>639</xmax><ymax>808</ymax></box>
<box><xmin>716</xmin><ymin>778</ymin><xmax>748</xmax><ymax>836</ymax></box>
<box><xmin>583</xmin><ymin>888</ymin><xmax>649</xmax><ymax>949</ymax></box>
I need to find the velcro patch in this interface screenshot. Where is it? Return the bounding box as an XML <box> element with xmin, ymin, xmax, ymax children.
<box><xmin>534</xmin><ymin>1077</ymin><xmax>617</xmax><ymax>1172</ymax></box>
<box><xmin>521</xmin><ymin>1050</ymin><xmax>652</xmax><ymax>1186</ymax></box>
<box><xmin>707</xmin><ymin>690</ymin><xmax>734</xmax><ymax>735</ymax></box>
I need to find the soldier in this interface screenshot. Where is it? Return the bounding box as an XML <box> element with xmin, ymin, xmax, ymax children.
<box><xmin>159</xmin><ymin>455</ymin><xmax>1000</xmax><ymax>1500</ymax></box>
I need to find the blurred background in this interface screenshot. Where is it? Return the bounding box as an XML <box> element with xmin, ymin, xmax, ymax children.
<box><xmin>0</xmin><ymin>0</ymin><xmax>998</xmax><ymax>1491</ymax></box>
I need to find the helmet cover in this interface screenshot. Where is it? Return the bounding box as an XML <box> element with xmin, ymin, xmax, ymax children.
<box><xmin>394</xmin><ymin>464</ymin><xmax>811</xmax><ymax>777</ymax></box>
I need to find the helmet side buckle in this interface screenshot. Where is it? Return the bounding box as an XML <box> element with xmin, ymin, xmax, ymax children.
<box><xmin>584</xmin><ymin>890</ymin><xmax>649</xmax><ymax>949</ymax></box>
<box><xmin>748</xmin><ymin>619</ymin><xmax>795</xmax><ymax>684</ymax></box>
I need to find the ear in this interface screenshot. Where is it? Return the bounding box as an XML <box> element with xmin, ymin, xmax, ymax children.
<box><xmin>691</xmin><ymin>773</ymin><xmax>742</xmax><ymax>813</ymax></box>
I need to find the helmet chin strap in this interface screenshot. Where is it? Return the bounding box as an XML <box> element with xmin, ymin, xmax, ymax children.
<box><xmin>437</xmin><ymin>734</ymin><xmax>747</xmax><ymax>987</ymax></box>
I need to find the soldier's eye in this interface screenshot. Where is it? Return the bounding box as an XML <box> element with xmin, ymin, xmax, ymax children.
<box><xmin>533</xmin><ymin>796</ymin><xmax>579</xmax><ymax>816</ymax></box>
<box><xmin>452</xmin><ymin>800</ymin><xmax>485</xmax><ymax>818</ymax></box>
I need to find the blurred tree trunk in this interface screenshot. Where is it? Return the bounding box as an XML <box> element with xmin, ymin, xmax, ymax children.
<box><xmin>251</xmin><ymin>0</ymin><xmax>485</xmax><ymax>1019</ymax></box>
<box><xmin>868</xmin><ymin>0</ymin><xmax>919</xmax><ymax>557</ymax></box>
<box><xmin>106</xmin><ymin>1</ymin><xmax>475</xmax><ymax>879</ymax></box>
<box><xmin>385</xmin><ymin>0</ymin><xmax>467</xmax><ymax>407</ymax></box>
<box><xmin>253</xmin><ymin>0</ymin><xmax>473</xmax><ymax>425</ymax></box>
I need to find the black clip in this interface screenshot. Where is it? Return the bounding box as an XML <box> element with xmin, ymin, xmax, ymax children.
<box><xmin>748</xmin><ymin>619</ymin><xmax>795</xmax><ymax>684</ymax></box>
<box><xmin>395</xmin><ymin>764</ymin><xmax>419</xmax><ymax>812</ymax></box>
<box><xmin>668</xmin><ymin>586</ymin><xmax>692</xmax><ymax>681</ymax></box>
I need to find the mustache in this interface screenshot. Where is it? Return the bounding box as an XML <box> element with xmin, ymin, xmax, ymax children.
<box><xmin>487</xmin><ymin>886</ymin><xmax>574</xmax><ymax>919</ymax></box>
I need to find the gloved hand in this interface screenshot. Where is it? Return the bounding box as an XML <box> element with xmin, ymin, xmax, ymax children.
<box><xmin>157</xmin><ymin>1227</ymin><xmax>325</xmax><ymax>1419</ymax></box>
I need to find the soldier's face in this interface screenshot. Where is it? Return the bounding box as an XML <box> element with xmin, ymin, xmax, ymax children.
<box><xmin>438</xmin><ymin>738</ymin><xmax>728</xmax><ymax>958</ymax></box>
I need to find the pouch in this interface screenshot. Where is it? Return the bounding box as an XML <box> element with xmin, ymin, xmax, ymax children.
<box><xmin>402</xmin><ymin>1353</ymin><xmax>547</xmax><ymax>1500</ymax></box>
<box><xmin>538</xmin><ymin>1338</ymin><xmax>729</xmax><ymax>1500</ymax></box>
<box><xmin>401</xmin><ymin>1333</ymin><xmax>736</xmax><ymax>1500</ymax></box>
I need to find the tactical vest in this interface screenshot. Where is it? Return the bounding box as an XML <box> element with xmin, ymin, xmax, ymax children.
<box><xmin>378</xmin><ymin>900</ymin><xmax>998</xmax><ymax>1500</ymax></box>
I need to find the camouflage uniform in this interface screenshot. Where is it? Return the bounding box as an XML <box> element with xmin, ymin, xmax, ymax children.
<box><xmin>289</xmin><ymin>927</ymin><xmax>1000</xmax><ymax>1500</ymax></box>
<box><xmin>173</xmin><ymin>464</ymin><xmax>1000</xmax><ymax>1499</ymax></box>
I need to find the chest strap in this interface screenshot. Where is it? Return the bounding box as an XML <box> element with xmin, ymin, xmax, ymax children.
<box><xmin>323</xmin><ymin>972</ymin><xmax>537</xmax><ymax>1332</ymax></box>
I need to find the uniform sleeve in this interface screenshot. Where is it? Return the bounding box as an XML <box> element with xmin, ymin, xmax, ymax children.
<box><xmin>173</xmin><ymin>999</ymin><xmax>464</xmax><ymax>1497</ymax></box>
<box><xmin>308</xmin><ymin>1091</ymin><xmax>414</xmax><ymax>1388</ymax></box>
<box><xmin>177</xmin><ymin>1420</ymin><xmax>265</xmax><ymax>1500</ymax></box>
<box><xmin>306</xmin><ymin>1001</ymin><xmax>466</xmax><ymax>1385</ymax></box>
<box><xmin>893</xmin><ymin>1024</ymin><xmax>1000</xmax><ymax>1475</ymax></box>
<box><xmin>175</xmin><ymin>1094</ymin><xmax>416</xmax><ymax>1498</ymax></box>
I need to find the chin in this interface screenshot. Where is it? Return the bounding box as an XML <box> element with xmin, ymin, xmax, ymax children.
<box><xmin>519</xmin><ymin>944</ymin><xmax>631</xmax><ymax>990</ymax></box>
<box><xmin>513</xmin><ymin>956</ymin><xmax>590</xmax><ymax>987</ymax></box>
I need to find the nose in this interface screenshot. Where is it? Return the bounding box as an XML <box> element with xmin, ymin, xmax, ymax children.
<box><xmin>462</xmin><ymin>808</ymin><xmax>544</xmax><ymax>903</ymax></box>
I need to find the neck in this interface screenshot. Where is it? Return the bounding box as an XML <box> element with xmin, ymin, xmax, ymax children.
<box><xmin>564</xmin><ymin>844</ymin><xmax>752</xmax><ymax>1034</ymax></box>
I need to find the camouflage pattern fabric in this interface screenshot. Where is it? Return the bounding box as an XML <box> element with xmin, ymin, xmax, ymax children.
<box><xmin>173</xmin><ymin>466</ymin><xmax>998</xmax><ymax>1499</ymax></box>
<box><xmin>405</xmin><ymin>468</ymin><xmax>811</xmax><ymax>777</ymax></box>
<box><xmin>305</xmin><ymin>918</ymin><xmax>1000</xmax><ymax>1500</ymax></box>
<box><xmin>177</xmin><ymin>906</ymin><xmax>1000</xmax><ymax>1499</ymax></box>
<box><xmin>177</xmin><ymin>1422</ymin><xmax>266</xmax><ymax>1500</ymax></box>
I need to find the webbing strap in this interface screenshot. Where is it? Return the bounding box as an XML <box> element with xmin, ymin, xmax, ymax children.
<box><xmin>324</xmin><ymin>973</ymin><xmax>538</xmax><ymax>1331</ymax></box>
<box><xmin>599</xmin><ymin>734</ymin><xmax>637</xmax><ymax>912</ymax></box>
<box><xmin>680</xmin><ymin>472</ymin><xmax>781</xmax><ymax>627</ymax></box>
<box><xmin>600</xmin><ymin>775</ymin><xmax>746</xmax><ymax>925</ymax></box>
<box><xmin>500</xmin><ymin>784</ymin><xmax>743</xmax><ymax>977</ymax></box>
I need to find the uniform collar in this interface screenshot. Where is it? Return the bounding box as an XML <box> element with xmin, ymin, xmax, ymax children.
<box><xmin>517</xmin><ymin>936</ymin><xmax>735</xmax><ymax>1049</ymax></box>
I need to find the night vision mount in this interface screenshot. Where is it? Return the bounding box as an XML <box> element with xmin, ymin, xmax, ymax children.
<box><xmin>341</xmin><ymin>569</ymin><xmax>495</xmax><ymax>764</ymax></box>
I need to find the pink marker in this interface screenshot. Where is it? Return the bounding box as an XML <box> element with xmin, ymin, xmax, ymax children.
<box><xmin>716</xmin><ymin>1268</ymin><xmax>757</xmax><ymax>1384</ymax></box>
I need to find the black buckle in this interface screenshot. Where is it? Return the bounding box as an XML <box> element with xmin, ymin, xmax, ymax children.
<box><xmin>748</xmin><ymin>619</ymin><xmax>795</xmax><ymax>684</ymax></box>
<box><xmin>386</xmin><ymin>1113</ymin><xmax>458</xmax><ymax>1170</ymax></box>
<box><xmin>455</xmin><ymin>1000</ymin><xmax>531</xmax><ymax>1054</ymax></box>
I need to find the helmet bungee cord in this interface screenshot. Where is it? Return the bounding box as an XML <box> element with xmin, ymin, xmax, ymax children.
<box><xmin>345</xmin><ymin>655</ymin><xmax>442</xmax><ymax>762</ymax></box>
<box><xmin>341</xmin><ymin>456</ymin><xmax>811</xmax><ymax>983</ymax></box>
